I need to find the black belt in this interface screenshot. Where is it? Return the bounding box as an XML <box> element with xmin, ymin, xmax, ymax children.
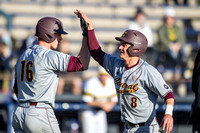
<box><xmin>126</xmin><ymin>121</ymin><xmax>145</xmax><ymax>128</ymax></box>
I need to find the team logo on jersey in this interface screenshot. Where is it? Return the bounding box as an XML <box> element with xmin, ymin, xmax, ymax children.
<box><xmin>114</xmin><ymin>77</ymin><xmax>139</xmax><ymax>93</ymax></box>
<box><xmin>132</xmin><ymin>75</ymin><xmax>138</xmax><ymax>81</ymax></box>
<box><xmin>164</xmin><ymin>84</ymin><xmax>169</xmax><ymax>89</ymax></box>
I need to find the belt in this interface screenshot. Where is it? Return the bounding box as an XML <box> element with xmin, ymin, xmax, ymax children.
<box><xmin>18</xmin><ymin>102</ymin><xmax>51</xmax><ymax>108</ymax></box>
<box><xmin>126</xmin><ymin>121</ymin><xmax>145</xmax><ymax>128</ymax></box>
<box><xmin>30</xmin><ymin>102</ymin><xmax>38</xmax><ymax>106</ymax></box>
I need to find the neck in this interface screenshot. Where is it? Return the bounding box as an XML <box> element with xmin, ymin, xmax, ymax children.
<box><xmin>38</xmin><ymin>41</ymin><xmax>51</xmax><ymax>49</ymax></box>
<box><xmin>124</xmin><ymin>56</ymin><xmax>140</xmax><ymax>68</ymax></box>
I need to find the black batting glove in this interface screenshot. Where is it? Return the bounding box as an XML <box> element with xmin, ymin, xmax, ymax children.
<box><xmin>80</xmin><ymin>17</ymin><xmax>88</xmax><ymax>37</ymax></box>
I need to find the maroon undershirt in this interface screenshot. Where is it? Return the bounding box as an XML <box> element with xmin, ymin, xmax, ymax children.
<box><xmin>67</xmin><ymin>56</ymin><xmax>83</xmax><ymax>72</ymax></box>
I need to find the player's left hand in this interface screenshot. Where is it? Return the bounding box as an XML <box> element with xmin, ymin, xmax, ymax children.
<box><xmin>160</xmin><ymin>114</ymin><xmax>173</xmax><ymax>133</ymax></box>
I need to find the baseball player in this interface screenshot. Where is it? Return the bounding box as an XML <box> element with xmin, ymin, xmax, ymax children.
<box><xmin>12</xmin><ymin>16</ymin><xmax>90</xmax><ymax>133</ymax></box>
<box><xmin>74</xmin><ymin>10</ymin><xmax>175</xmax><ymax>133</ymax></box>
<box><xmin>80</xmin><ymin>66</ymin><xmax>118</xmax><ymax>133</ymax></box>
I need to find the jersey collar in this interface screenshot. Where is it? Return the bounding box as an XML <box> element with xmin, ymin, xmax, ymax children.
<box><xmin>125</xmin><ymin>58</ymin><xmax>140</xmax><ymax>70</ymax></box>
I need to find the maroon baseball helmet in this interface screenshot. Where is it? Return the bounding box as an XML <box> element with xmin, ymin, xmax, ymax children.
<box><xmin>35</xmin><ymin>17</ymin><xmax>68</xmax><ymax>43</ymax></box>
<box><xmin>115</xmin><ymin>30</ymin><xmax>148</xmax><ymax>56</ymax></box>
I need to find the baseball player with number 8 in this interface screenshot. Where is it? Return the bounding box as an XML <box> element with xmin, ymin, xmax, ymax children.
<box><xmin>74</xmin><ymin>10</ymin><xmax>175</xmax><ymax>133</ymax></box>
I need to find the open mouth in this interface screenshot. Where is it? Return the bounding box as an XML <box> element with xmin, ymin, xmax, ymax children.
<box><xmin>120</xmin><ymin>50</ymin><xmax>124</xmax><ymax>54</ymax></box>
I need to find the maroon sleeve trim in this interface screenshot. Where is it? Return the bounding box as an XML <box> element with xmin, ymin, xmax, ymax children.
<box><xmin>164</xmin><ymin>91</ymin><xmax>175</xmax><ymax>101</ymax></box>
<box><xmin>67</xmin><ymin>56</ymin><xmax>83</xmax><ymax>72</ymax></box>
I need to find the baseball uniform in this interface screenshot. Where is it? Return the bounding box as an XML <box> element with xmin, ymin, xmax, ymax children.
<box><xmin>12</xmin><ymin>44</ymin><xmax>81</xmax><ymax>133</ymax></box>
<box><xmin>12</xmin><ymin>16</ymin><xmax>90</xmax><ymax>133</ymax></box>
<box><xmin>87</xmin><ymin>29</ymin><xmax>174</xmax><ymax>133</ymax></box>
<box><xmin>104</xmin><ymin>54</ymin><xmax>172</xmax><ymax>132</ymax></box>
<box><xmin>81</xmin><ymin>75</ymin><xmax>118</xmax><ymax>133</ymax></box>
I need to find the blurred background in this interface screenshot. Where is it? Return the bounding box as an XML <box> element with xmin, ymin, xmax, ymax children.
<box><xmin>0</xmin><ymin>0</ymin><xmax>200</xmax><ymax>133</ymax></box>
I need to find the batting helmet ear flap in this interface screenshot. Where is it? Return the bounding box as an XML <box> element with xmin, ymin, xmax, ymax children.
<box><xmin>127</xmin><ymin>42</ymin><xmax>147</xmax><ymax>57</ymax></box>
<box><xmin>127</xmin><ymin>45</ymin><xmax>139</xmax><ymax>57</ymax></box>
<box><xmin>36</xmin><ymin>26</ymin><xmax>56</xmax><ymax>43</ymax></box>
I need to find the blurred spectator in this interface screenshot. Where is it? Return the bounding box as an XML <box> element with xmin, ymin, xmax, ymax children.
<box><xmin>164</xmin><ymin>0</ymin><xmax>188</xmax><ymax>6</ymax></box>
<box><xmin>0</xmin><ymin>41</ymin><xmax>13</xmax><ymax>94</ymax></box>
<box><xmin>183</xmin><ymin>18</ymin><xmax>198</xmax><ymax>73</ymax></box>
<box><xmin>56</xmin><ymin>38</ymin><xmax>83</xmax><ymax>96</ymax></box>
<box><xmin>0</xmin><ymin>9</ymin><xmax>13</xmax><ymax>51</ymax></box>
<box><xmin>183</xmin><ymin>19</ymin><xmax>199</xmax><ymax>48</ymax></box>
<box><xmin>146</xmin><ymin>0</ymin><xmax>188</xmax><ymax>6</ymax></box>
<box><xmin>80</xmin><ymin>67</ymin><xmax>118</xmax><ymax>133</ymax></box>
<box><xmin>189</xmin><ymin>49</ymin><xmax>200</xmax><ymax>133</ymax></box>
<box><xmin>156</xmin><ymin>6</ymin><xmax>187</xmax><ymax>67</ymax></box>
<box><xmin>0</xmin><ymin>29</ymin><xmax>12</xmax><ymax>52</ymax></box>
<box><xmin>128</xmin><ymin>7</ymin><xmax>154</xmax><ymax>47</ymax></box>
<box><xmin>18</xmin><ymin>34</ymin><xmax>37</xmax><ymax>57</ymax></box>
<box><xmin>128</xmin><ymin>7</ymin><xmax>158</xmax><ymax>66</ymax></box>
<box><xmin>0</xmin><ymin>41</ymin><xmax>12</xmax><ymax>74</ymax></box>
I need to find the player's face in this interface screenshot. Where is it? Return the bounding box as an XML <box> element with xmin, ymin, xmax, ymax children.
<box><xmin>118</xmin><ymin>41</ymin><xmax>132</xmax><ymax>60</ymax></box>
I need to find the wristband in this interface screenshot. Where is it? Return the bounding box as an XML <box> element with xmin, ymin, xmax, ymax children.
<box><xmin>82</xmin><ymin>31</ymin><xmax>87</xmax><ymax>37</ymax></box>
<box><xmin>165</xmin><ymin>104</ymin><xmax>173</xmax><ymax>116</ymax></box>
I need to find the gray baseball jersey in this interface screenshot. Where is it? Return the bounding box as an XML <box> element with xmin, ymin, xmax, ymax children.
<box><xmin>103</xmin><ymin>54</ymin><xmax>173</xmax><ymax>124</ymax></box>
<box><xmin>15</xmin><ymin>44</ymin><xmax>70</xmax><ymax>107</ymax></box>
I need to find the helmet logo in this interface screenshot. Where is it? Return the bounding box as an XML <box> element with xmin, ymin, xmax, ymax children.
<box><xmin>122</xmin><ymin>32</ymin><xmax>127</xmax><ymax>37</ymax></box>
<box><xmin>54</xmin><ymin>21</ymin><xmax>63</xmax><ymax>33</ymax></box>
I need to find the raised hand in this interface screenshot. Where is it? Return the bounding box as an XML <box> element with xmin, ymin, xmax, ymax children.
<box><xmin>74</xmin><ymin>9</ymin><xmax>94</xmax><ymax>30</ymax></box>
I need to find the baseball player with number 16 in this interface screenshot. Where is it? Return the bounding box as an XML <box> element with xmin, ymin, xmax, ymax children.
<box><xmin>12</xmin><ymin>15</ymin><xmax>90</xmax><ymax>132</ymax></box>
<box><xmin>74</xmin><ymin>9</ymin><xmax>175</xmax><ymax>133</ymax></box>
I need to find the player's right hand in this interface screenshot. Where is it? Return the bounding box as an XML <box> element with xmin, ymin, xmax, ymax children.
<box><xmin>74</xmin><ymin>9</ymin><xmax>94</xmax><ymax>30</ymax></box>
<box><xmin>160</xmin><ymin>114</ymin><xmax>173</xmax><ymax>133</ymax></box>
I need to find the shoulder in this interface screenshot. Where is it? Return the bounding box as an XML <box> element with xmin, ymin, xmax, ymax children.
<box><xmin>142</xmin><ymin>61</ymin><xmax>160</xmax><ymax>74</ymax></box>
<box><xmin>158</xmin><ymin>24</ymin><xmax>166</xmax><ymax>30</ymax></box>
<box><xmin>104</xmin><ymin>54</ymin><xmax>124</xmax><ymax>64</ymax></box>
<box><xmin>45</xmin><ymin>49</ymin><xmax>70</xmax><ymax>61</ymax></box>
<box><xmin>46</xmin><ymin>49</ymin><xmax>62</xmax><ymax>56</ymax></box>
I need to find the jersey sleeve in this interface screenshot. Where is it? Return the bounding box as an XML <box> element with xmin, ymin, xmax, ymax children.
<box><xmin>103</xmin><ymin>54</ymin><xmax>124</xmax><ymax>78</ymax></box>
<box><xmin>67</xmin><ymin>56</ymin><xmax>83</xmax><ymax>72</ymax></box>
<box><xmin>145</xmin><ymin>65</ymin><xmax>173</xmax><ymax>99</ymax></box>
<box><xmin>43</xmin><ymin>50</ymin><xmax>70</xmax><ymax>72</ymax></box>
